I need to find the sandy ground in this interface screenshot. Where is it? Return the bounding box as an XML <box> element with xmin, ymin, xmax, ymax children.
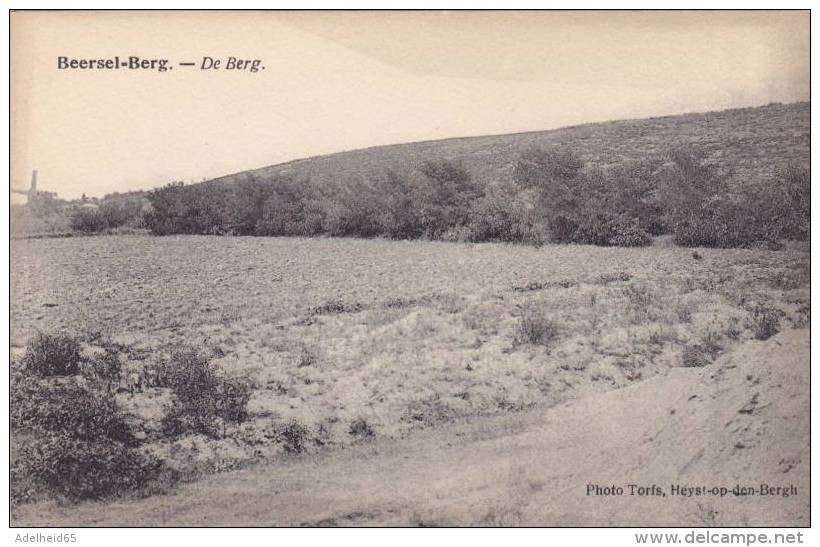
<box><xmin>10</xmin><ymin>236</ymin><xmax>810</xmax><ymax>460</ymax></box>
<box><xmin>13</xmin><ymin>327</ymin><xmax>808</xmax><ymax>527</ymax></box>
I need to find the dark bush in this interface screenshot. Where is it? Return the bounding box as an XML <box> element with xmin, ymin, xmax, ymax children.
<box><xmin>226</xmin><ymin>176</ymin><xmax>273</xmax><ymax>235</ymax></box>
<box><xmin>660</xmin><ymin>149</ymin><xmax>808</xmax><ymax>248</ymax></box>
<box><xmin>606</xmin><ymin>218</ymin><xmax>652</xmax><ymax>247</ymax></box>
<box><xmin>514</xmin><ymin>311</ymin><xmax>560</xmax><ymax>347</ymax></box>
<box><xmin>322</xmin><ymin>179</ymin><xmax>383</xmax><ymax>238</ymax></box>
<box><xmin>747</xmin><ymin>164</ymin><xmax>810</xmax><ymax>243</ymax></box>
<box><xmin>779</xmin><ymin>165</ymin><xmax>810</xmax><ymax>241</ymax></box>
<box><xmin>21</xmin><ymin>332</ymin><xmax>83</xmax><ymax>377</ymax></box>
<box><xmin>514</xmin><ymin>147</ymin><xmax>583</xmax><ymax>191</ymax></box>
<box><xmin>749</xmin><ymin>304</ymin><xmax>781</xmax><ymax>341</ymax></box>
<box><xmin>603</xmin><ymin>159</ymin><xmax>665</xmax><ymax>235</ymax></box>
<box><xmin>468</xmin><ymin>182</ymin><xmax>545</xmax><ymax>244</ymax></box>
<box><xmin>599</xmin><ymin>271</ymin><xmax>632</xmax><ymax>284</ymax></box>
<box><xmin>514</xmin><ymin>148</ymin><xmax>586</xmax><ymax>232</ymax></box>
<box><xmin>155</xmin><ymin>348</ymin><xmax>218</xmax><ymax>392</ymax></box>
<box><xmin>565</xmin><ymin>214</ymin><xmax>611</xmax><ymax>246</ymax></box>
<box><xmin>159</xmin><ymin>348</ymin><xmax>252</xmax><ymax>438</ymax></box>
<box><xmin>80</xmin><ymin>350</ymin><xmax>122</xmax><ymax>392</ymax></box>
<box><xmin>11</xmin><ymin>376</ymin><xmax>136</xmax><ymax>445</ymax></box>
<box><xmin>145</xmin><ymin>181</ymin><xmax>234</xmax><ymax>236</ymax></box>
<box><xmin>349</xmin><ymin>418</ymin><xmax>375</xmax><ymax>439</ymax></box>
<box><xmin>670</xmin><ymin>195</ymin><xmax>763</xmax><ymax>248</ymax></box>
<box><xmin>69</xmin><ymin>207</ymin><xmax>107</xmax><ymax>233</ymax></box>
<box><xmin>254</xmin><ymin>177</ymin><xmax>323</xmax><ymax>236</ymax></box>
<box><xmin>375</xmin><ymin>170</ymin><xmax>424</xmax><ymax>239</ymax></box>
<box><xmin>542</xmin><ymin>215</ymin><xmax>573</xmax><ymax>244</ymax></box>
<box><xmin>554</xmin><ymin>214</ymin><xmax>651</xmax><ymax>247</ymax></box>
<box><xmin>215</xmin><ymin>377</ymin><xmax>254</xmax><ymax>423</ymax></box>
<box><xmin>161</xmin><ymin>400</ymin><xmax>221</xmax><ymax>438</ymax></box>
<box><xmin>10</xmin><ymin>372</ymin><xmax>163</xmax><ymax>504</ymax></box>
<box><xmin>311</xmin><ymin>297</ymin><xmax>363</xmax><ymax>316</ymax></box>
<box><xmin>681</xmin><ymin>345</ymin><xmax>709</xmax><ymax>368</ymax></box>
<box><xmin>513</xmin><ymin>147</ymin><xmax>655</xmax><ymax>247</ymax></box>
<box><xmin>98</xmin><ymin>198</ymin><xmax>144</xmax><ymax>229</ymax></box>
<box><xmin>143</xmin><ymin>182</ymin><xmax>188</xmax><ymax>235</ymax></box>
<box><xmin>14</xmin><ymin>434</ymin><xmax>164</xmax><ymax>502</ymax></box>
<box><xmin>276</xmin><ymin>420</ymin><xmax>309</xmax><ymax>454</ymax></box>
<box><xmin>415</xmin><ymin>160</ymin><xmax>483</xmax><ymax>239</ymax></box>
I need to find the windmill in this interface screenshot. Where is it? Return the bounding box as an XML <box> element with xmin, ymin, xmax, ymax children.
<box><xmin>11</xmin><ymin>170</ymin><xmax>38</xmax><ymax>203</ymax></box>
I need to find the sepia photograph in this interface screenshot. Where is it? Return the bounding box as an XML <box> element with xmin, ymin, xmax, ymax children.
<box><xmin>7</xmin><ymin>9</ymin><xmax>811</xmax><ymax>531</ymax></box>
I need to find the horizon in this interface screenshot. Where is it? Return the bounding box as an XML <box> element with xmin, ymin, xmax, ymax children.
<box><xmin>11</xmin><ymin>10</ymin><xmax>810</xmax><ymax>202</ymax></box>
<box><xmin>11</xmin><ymin>99</ymin><xmax>808</xmax><ymax>203</ymax></box>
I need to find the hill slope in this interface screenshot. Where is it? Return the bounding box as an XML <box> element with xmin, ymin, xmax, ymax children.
<box><xmin>204</xmin><ymin>102</ymin><xmax>809</xmax><ymax>190</ymax></box>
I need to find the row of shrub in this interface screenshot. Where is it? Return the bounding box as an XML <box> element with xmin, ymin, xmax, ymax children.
<box><xmin>69</xmin><ymin>197</ymin><xmax>147</xmax><ymax>233</ymax></box>
<box><xmin>11</xmin><ymin>332</ymin><xmax>251</xmax><ymax>505</ymax></box>
<box><xmin>658</xmin><ymin>151</ymin><xmax>809</xmax><ymax>247</ymax></box>
<box><xmin>143</xmin><ymin>147</ymin><xmax>809</xmax><ymax>248</ymax></box>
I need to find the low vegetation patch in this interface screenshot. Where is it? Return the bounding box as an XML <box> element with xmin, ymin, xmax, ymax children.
<box><xmin>599</xmin><ymin>271</ymin><xmax>632</xmax><ymax>284</ymax></box>
<box><xmin>622</xmin><ymin>284</ymin><xmax>655</xmax><ymax>318</ymax></box>
<box><xmin>159</xmin><ymin>348</ymin><xmax>252</xmax><ymax>439</ymax></box>
<box><xmin>311</xmin><ymin>298</ymin><xmax>364</xmax><ymax>316</ymax></box>
<box><xmin>680</xmin><ymin>345</ymin><xmax>710</xmax><ymax>368</ymax></box>
<box><xmin>276</xmin><ymin>420</ymin><xmax>310</xmax><ymax>454</ymax></box>
<box><xmin>513</xmin><ymin>279</ymin><xmax>576</xmax><ymax>292</ymax></box>
<box><xmin>349</xmin><ymin>418</ymin><xmax>375</xmax><ymax>440</ymax></box>
<box><xmin>748</xmin><ymin>304</ymin><xmax>781</xmax><ymax>341</ymax></box>
<box><xmin>515</xmin><ymin>311</ymin><xmax>560</xmax><ymax>348</ymax></box>
<box><xmin>21</xmin><ymin>332</ymin><xmax>83</xmax><ymax>377</ymax></box>
<box><xmin>79</xmin><ymin>349</ymin><xmax>122</xmax><ymax>392</ymax></box>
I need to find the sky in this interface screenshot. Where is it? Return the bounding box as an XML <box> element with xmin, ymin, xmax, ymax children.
<box><xmin>10</xmin><ymin>10</ymin><xmax>810</xmax><ymax>202</ymax></box>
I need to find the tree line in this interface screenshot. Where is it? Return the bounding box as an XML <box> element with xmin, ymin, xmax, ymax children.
<box><xmin>140</xmin><ymin>147</ymin><xmax>809</xmax><ymax>248</ymax></box>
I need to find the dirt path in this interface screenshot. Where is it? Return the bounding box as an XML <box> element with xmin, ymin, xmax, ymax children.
<box><xmin>13</xmin><ymin>329</ymin><xmax>809</xmax><ymax>527</ymax></box>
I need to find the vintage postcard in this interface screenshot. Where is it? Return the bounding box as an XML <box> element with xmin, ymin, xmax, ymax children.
<box><xmin>8</xmin><ymin>10</ymin><xmax>810</xmax><ymax>531</ymax></box>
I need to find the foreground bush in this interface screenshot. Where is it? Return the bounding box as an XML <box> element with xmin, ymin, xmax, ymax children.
<box><xmin>79</xmin><ymin>350</ymin><xmax>122</xmax><ymax>392</ymax></box>
<box><xmin>10</xmin><ymin>370</ymin><xmax>163</xmax><ymax>504</ymax></box>
<box><xmin>159</xmin><ymin>349</ymin><xmax>252</xmax><ymax>438</ymax></box>
<box><xmin>11</xmin><ymin>375</ymin><xmax>135</xmax><ymax>444</ymax></box>
<box><xmin>13</xmin><ymin>434</ymin><xmax>163</xmax><ymax>503</ymax></box>
<box><xmin>21</xmin><ymin>332</ymin><xmax>83</xmax><ymax>377</ymax></box>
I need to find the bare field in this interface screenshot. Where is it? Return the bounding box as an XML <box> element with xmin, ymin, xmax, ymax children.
<box><xmin>10</xmin><ymin>235</ymin><xmax>810</xmax><ymax>476</ymax></box>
